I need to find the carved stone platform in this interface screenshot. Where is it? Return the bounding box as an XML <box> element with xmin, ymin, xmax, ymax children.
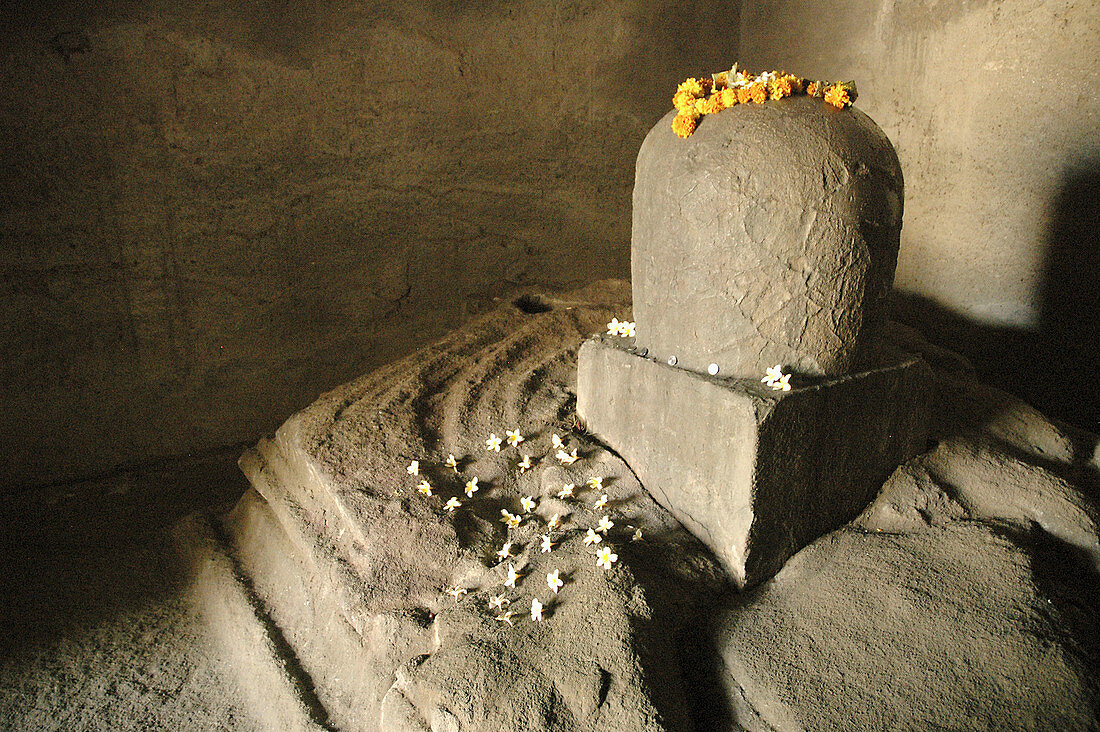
<box><xmin>578</xmin><ymin>336</ymin><xmax>932</xmax><ymax>588</ymax></box>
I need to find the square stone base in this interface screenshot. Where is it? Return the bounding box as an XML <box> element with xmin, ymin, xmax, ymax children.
<box><xmin>577</xmin><ymin>338</ymin><xmax>932</xmax><ymax>588</ymax></box>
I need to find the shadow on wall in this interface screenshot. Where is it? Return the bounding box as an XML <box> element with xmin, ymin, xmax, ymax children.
<box><xmin>891</xmin><ymin>157</ymin><xmax>1100</xmax><ymax>435</ymax></box>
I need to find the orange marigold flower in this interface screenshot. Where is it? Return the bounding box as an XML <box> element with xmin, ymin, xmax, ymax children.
<box><xmin>749</xmin><ymin>82</ymin><xmax>768</xmax><ymax>104</ymax></box>
<box><xmin>676</xmin><ymin>78</ymin><xmax>705</xmax><ymax>98</ymax></box>
<box><xmin>672</xmin><ymin>90</ymin><xmax>697</xmax><ymax>113</ymax></box>
<box><xmin>671</xmin><ymin>113</ymin><xmax>696</xmax><ymax>138</ymax></box>
<box><xmin>806</xmin><ymin>81</ymin><xmax>819</xmax><ymax>97</ymax></box>
<box><xmin>736</xmin><ymin>86</ymin><xmax>753</xmax><ymax>104</ymax></box>
<box><xmin>770</xmin><ymin>77</ymin><xmax>793</xmax><ymax>100</ymax></box>
<box><xmin>825</xmin><ymin>83</ymin><xmax>850</xmax><ymax>108</ymax></box>
<box><xmin>701</xmin><ymin>93</ymin><xmax>725</xmax><ymax>115</ymax></box>
<box><xmin>720</xmin><ymin>87</ymin><xmax>738</xmax><ymax>107</ymax></box>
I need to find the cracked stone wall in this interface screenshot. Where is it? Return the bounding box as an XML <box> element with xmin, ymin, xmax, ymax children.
<box><xmin>0</xmin><ymin>0</ymin><xmax>737</xmax><ymax>490</ymax></box>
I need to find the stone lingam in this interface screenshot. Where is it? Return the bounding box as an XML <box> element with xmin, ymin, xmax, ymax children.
<box><xmin>578</xmin><ymin>95</ymin><xmax>933</xmax><ymax>588</ymax></box>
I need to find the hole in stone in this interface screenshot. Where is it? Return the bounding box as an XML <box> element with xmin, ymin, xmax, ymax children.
<box><xmin>513</xmin><ymin>293</ymin><xmax>553</xmax><ymax>314</ymax></box>
<box><xmin>596</xmin><ymin>665</ymin><xmax>612</xmax><ymax>707</ymax></box>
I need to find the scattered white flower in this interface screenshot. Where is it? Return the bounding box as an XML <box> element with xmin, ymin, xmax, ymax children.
<box><xmin>465</xmin><ymin>477</ymin><xmax>480</xmax><ymax>498</ymax></box>
<box><xmin>495</xmin><ymin>610</ymin><xmax>516</xmax><ymax>625</ymax></box>
<box><xmin>557</xmin><ymin>483</ymin><xmax>576</xmax><ymax>499</ymax></box>
<box><xmin>551</xmin><ymin>433</ymin><xmax>565</xmax><ymax>450</ymax></box>
<box><xmin>586</xmin><ymin>476</ymin><xmax>603</xmax><ymax>490</ymax></box>
<box><xmin>596</xmin><ymin>546</ymin><xmax>618</xmax><ymax>570</ymax></box>
<box><xmin>631</xmin><ymin>528</ymin><xmax>643</xmax><ymax>542</ymax></box>
<box><xmin>530</xmin><ymin>597</ymin><xmax>544</xmax><ymax>622</ymax></box>
<box><xmin>496</xmin><ymin>542</ymin><xmax>514</xmax><ymax>561</ymax></box>
<box><xmin>407</xmin><ymin>460</ymin><xmax>419</xmax><ymax>476</ymax></box>
<box><xmin>517</xmin><ymin>454</ymin><xmax>532</xmax><ymax>473</ymax></box>
<box><xmin>556</xmin><ymin>448</ymin><xmax>579</xmax><ymax>465</ymax></box>
<box><xmin>546</xmin><ymin>570</ymin><xmax>563</xmax><ymax>594</ymax></box>
<box><xmin>520</xmin><ymin>496</ymin><xmax>537</xmax><ymax>513</ymax></box>
<box><xmin>619</xmin><ymin>321</ymin><xmax>636</xmax><ymax>338</ymax></box>
<box><xmin>505</xmin><ymin>563</ymin><xmax>521</xmax><ymax>588</ymax></box>
<box><xmin>584</xmin><ymin>529</ymin><xmax>603</xmax><ymax>546</ymax></box>
<box><xmin>445</xmin><ymin>454</ymin><xmax>459</xmax><ymax>472</ymax></box>
<box><xmin>485</xmin><ymin>433</ymin><xmax>503</xmax><ymax>452</ymax></box>
<box><xmin>762</xmin><ymin>364</ymin><xmax>784</xmax><ymax>385</ymax></box>
<box><xmin>417</xmin><ymin>479</ymin><xmax>433</xmax><ymax>496</ymax></box>
<box><xmin>500</xmin><ymin>509</ymin><xmax>522</xmax><ymax>529</ymax></box>
<box><xmin>444</xmin><ymin>497</ymin><xmax>462</xmax><ymax>512</ymax></box>
<box><xmin>447</xmin><ymin>586</ymin><xmax>468</xmax><ymax>601</ymax></box>
<box><xmin>606</xmin><ymin>318</ymin><xmax>622</xmax><ymax>336</ymax></box>
<box><xmin>489</xmin><ymin>594</ymin><xmax>509</xmax><ymax>611</ymax></box>
<box><xmin>547</xmin><ymin>514</ymin><xmax>562</xmax><ymax>531</ymax></box>
<box><xmin>762</xmin><ymin>364</ymin><xmax>793</xmax><ymax>391</ymax></box>
<box><xmin>597</xmin><ymin>515</ymin><xmax>614</xmax><ymax>533</ymax></box>
<box><xmin>540</xmin><ymin>534</ymin><xmax>555</xmax><ymax>553</ymax></box>
<box><xmin>593</xmin><ymin>494</ymin><xmax>609</xmax><ymax>510</ymax></box>
<box><xmin>506</xmin><ymin>428</ymin><xmax>524</xmax><ymax>447</ymax></box>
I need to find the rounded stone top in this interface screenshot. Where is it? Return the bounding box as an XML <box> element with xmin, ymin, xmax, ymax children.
<box><xmin>631</xmin><ymin>95</ymin><xmax>904</xmax><ymax>379</ymax></box>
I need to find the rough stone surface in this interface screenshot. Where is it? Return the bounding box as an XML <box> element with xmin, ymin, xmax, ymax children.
<box><xmin>740</xmin><ymin>0</ymin><xmax>1100</xmax><ymax>330</ymax></box>
<box><xmin>578</xmin><ymin>336</ymin><xmax>931</xmax><ymax>587</ymax></box>
<box><xmin>632</xmin><ymin>97</ymin><xmax>904</xmax><ymax>378</ymax></box>
<box><xmin>0</xmin><ymin>0</ymin><xmax>737</xmax><ymax>491</ymax></box>
<box><xmin>3</xmin><ymin>284</ymin><xmax>1097</xmax><ymax>730</ymax></box>
<box><xmin>226</xmin><ymin>285</ymin><xmax>733</xmax><ymax>731</ymax></box>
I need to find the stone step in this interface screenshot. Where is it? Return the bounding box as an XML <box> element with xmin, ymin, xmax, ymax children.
<box><xmin>169</xmin><ymin>512</ymin><xmax>327</xmax><ymax>732</ymax></box>
<box><xmin>226</xmin><ymin>442</ymin><xmax>437</xmax><ymax>732</ymax></box>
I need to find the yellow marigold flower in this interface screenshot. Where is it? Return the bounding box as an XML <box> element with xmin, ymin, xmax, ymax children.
<box><xmin>671</xmin><ymin>114</ymin><xmax>696</xmax><ymax>139</ymax></box>
<box><xmin>825</xmin><ymin>83</ymin><xmax>850</xmax><ymax>108</ymax></box>
<box><xmin>736</xmin><ymin>86</ymin><xmax>753</xmax><ymax>105</ymax></box>
<box><xmin>720</xmin><ymin>88</ymin><xmax>738</xmax><ymax>107</ymax></box>
<box><xmin>693</xmin><ymin>98</ymin><xmax>708</xmax><ymax>115</ymax></box>
<box><xmin>672</xmin><ymin>90</ymin><xmax>697</xmax><ymax>113</ymax></box>
<box><xmin>701</xmin><ymin>94</ymin><xmax>725</xmax><ymax>115</ymax></box>
<box><xmin>676</xmin><ymin>77</ymin><xmax>704</xmax><ymax>97</ymax></box>
<box><xmin>749</xmin><ymin>82</ymin><xmax>767</xmax><ymax>104</ymax></box>
<box><xmin>770</xmin><ymin>76</ymin><xmax>793</xmax><ymax>100</ymax></box>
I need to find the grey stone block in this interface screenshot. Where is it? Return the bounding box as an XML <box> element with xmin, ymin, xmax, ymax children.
<box><xmin>632</xmin><ymin>97</ymin><xmax>904</xmax><ymax>379</ymax></box>
<box><xmin>577</xmin><ymin>337</ymin><xmax>932</xmax><ymax>588</ymax></box>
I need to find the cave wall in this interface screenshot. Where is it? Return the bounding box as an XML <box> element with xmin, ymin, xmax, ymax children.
<box><xmin>0</xmin><ymin>0</ymin><xmax>738</xmax><ymax>490</ymax></box>
<box><xmin>740</xmin><ymin>0</ymin><xmax>1099</xmax><ymax>328</ymax></box>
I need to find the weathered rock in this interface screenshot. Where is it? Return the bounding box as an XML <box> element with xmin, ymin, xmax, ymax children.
<box><xmin>577</xmin><ymin>336</ymin><xmax>932</xmax><ymax>587</ymax></box>
<box><xmin>213</xmin><ymin>285</ymin><xmax>1099</xmax><ymax>731</ymax></box>
<box><xmin>716</xmin><ymin>429</ymin><xmax>1100</xmax><ymax>731</ymax></box>
<box><xmin>631</xmin><ymin>97</ymin><xmax>904</xmax><ymax>378</ymax></box>
<box><xmin>225</xmin><ymin>288</ymin><xmax>732</xmax><ymax>731</ymax></box>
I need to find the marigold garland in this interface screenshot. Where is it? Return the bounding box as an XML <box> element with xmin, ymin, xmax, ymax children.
<box><xmin>670</xmin><ymin>63</ymin><xmax>858</xmax><ymax>138</ymax></box>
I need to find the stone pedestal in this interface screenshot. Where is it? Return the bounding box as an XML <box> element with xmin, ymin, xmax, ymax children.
<box><xmin>579</xmin><ymin>93</ymin><xmax>929</xmax><ymax>587</ymax></box>
<box><xmin>578</xmin><ymin>337</ymin><xmax>932</xmax><ymax>588</ymax></box>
